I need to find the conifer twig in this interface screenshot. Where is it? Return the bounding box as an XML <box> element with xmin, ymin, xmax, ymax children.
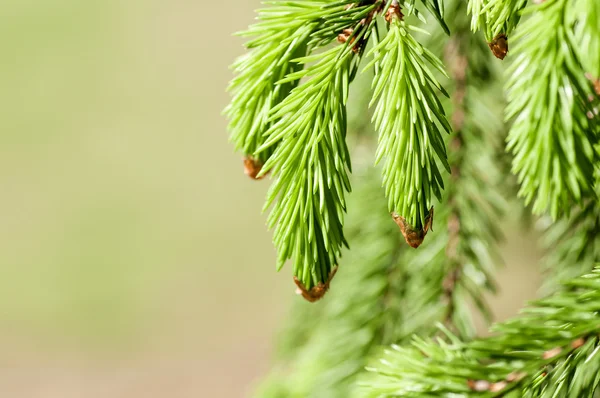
<box><xmin>366</xmin><ymin>6</ymin><xmax>451</xmax><ymax>243</ymax></box>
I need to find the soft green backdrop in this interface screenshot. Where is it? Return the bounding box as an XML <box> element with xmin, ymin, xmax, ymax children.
<box><xmin>0</xmin><ymin>1</ymin><xmax>541</xmax><ymax>396</ymax></box>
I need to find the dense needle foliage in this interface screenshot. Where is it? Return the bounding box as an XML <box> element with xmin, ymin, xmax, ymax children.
<box><xmin>225</xmin><ymin>0</ymin><xmax>600</xmax><ymax>396</ymax></box>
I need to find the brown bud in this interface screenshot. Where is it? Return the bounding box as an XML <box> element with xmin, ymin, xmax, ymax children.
<box><xmin>243</xmin><ymin>156</ymin><xmax>266</xmax><ymax>180</ymax></box>
<box><xmin>293</xmin><ymin>266</ymin><xmax>338</xmax><ymax>303</ymax></box>
<box><xmin>488</xmin><ymin>34</ymin><xmax>508</xmax><ymax>60</ymax></box>
<box><xmin>392</xmin><ymin>207</ymin><xmax>434</xmax><ymax>248</ymax></box>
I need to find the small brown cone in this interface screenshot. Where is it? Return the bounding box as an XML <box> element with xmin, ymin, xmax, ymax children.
<box><xmin>488</xmin><ymin>34</ymin><xmax>508</xmax><ymax>60</ymax></box>
<box><xmin>392</xmin><ymin>207</ymin><xmax>434</xmax><ymax>248</ymax></box>
<box><xmin>293</xmin><ymin>267</ymin><xmax>338</xmax><ymax>303</ymax></box>
<box><xmin>243</xmin><ymin>156</ymin><xmax>266</xmax><ymax>180</ymax></box>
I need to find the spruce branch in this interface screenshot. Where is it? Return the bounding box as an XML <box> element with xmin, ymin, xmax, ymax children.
<box><xmin>230</xmin><ymin>1</ymin><xmax>382</xmax><ymax>294</ymax></box>
<box><xmin>505</xmin><ymin>0</ymin><xmax>600</xmax><ymax>219</ymax></box>
<box><xmin>258</xmin><ymin>44</ymin><xmax>354</xmax><ymax>293</ymax></box>
<box><xmin>359</xmin><ymin>267</ymin><xmax>600</xmax><ymax>397</ymax></box>
<box><xmin>366</xmin><ymin>10</ymin><xmax>451</xmax><ymax>244</ymax></box>
<box><xmin>229</xmin><ymin>0</ymin><xmax>600</xmax><ymax>397</ymax></box>
<box><xmin>255</xmin><ymin>2</ymin><xmax>381</xmax><ymax>292</ymax></box>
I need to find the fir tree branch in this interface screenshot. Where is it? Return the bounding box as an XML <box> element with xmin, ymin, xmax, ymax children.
<box><xmin>254</xmin><ymin>2</ymin><xmax>383</xmax><ymax>292</ymax></box>
<box><xmin>467</xmin><ymin>0</ymin><xmax>527</xmax><ymax>60</ymax></box>
<box><xmin>359</xmin><ymin>267</ymin><xmax>600</xmax><ymax>397</ymax></box>
<box><xmin>505</xmin><ymin>0</ymin><xmax>600</xmax><ymax>219</ymax></box>
<box><xmin>366</xmin><ymin>8</ymin><xmax>451</xmax><ymax>240</ymax></box>
<box><xmin>259</xmin><ymin>44</ymin><xmax>354</xmax><ymax>292</ymax></box>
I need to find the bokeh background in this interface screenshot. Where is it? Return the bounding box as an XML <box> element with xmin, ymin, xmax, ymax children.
<box><xmin>0</xmin><ymin>1</ymin><xmax>542</xmax><ymax>397</ymax></box>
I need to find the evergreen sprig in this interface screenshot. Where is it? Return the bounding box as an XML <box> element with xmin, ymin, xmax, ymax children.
<box><xmin>367</xmin><ymin>14</ymin><xmax>451</xmax><ymax>231</ymax></box>
<box><xmin>505</xmin><ymin>0</ymin><xmax>599</xmax><ymax>219</ymax></box>
<box><xmin>228</xmin><ymin>1</ymin><xmax>382</xmax><ymax>291</ymax></box>
<box><xmin>259</xmin><ymin>45</ymin><xmax>354</xmax><ymax>290</ymax></box>
<box><xmin>359</xmin><ymin>267</ymin><xmax>600</xmax><ymax>397</ymax></box>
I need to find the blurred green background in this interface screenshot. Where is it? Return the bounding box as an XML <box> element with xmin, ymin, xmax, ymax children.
<box><xmin>0</xmin><ymin>1</ymin><xmax>542</xmax><ymax>397</ymax></box>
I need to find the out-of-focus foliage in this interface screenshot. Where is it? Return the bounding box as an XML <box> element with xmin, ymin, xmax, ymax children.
<box><xmin>360</xmin><ymin>267</ymin><xmax>600</xmax><ymax>397</ymax></box>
